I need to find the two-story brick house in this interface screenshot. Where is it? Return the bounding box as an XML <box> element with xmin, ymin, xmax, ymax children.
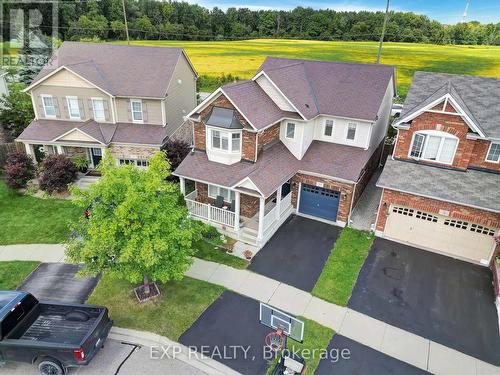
<box><xmin>174</xmin><ymin>57</ymin><xmax>395</xmax><ymax>246</ymax></box>
<box><xmin>17</xmin><ymin>42</ymin><xmax>197</xmax><ymax>168</ymax></box>
<box><xmin>375</xmin><ymin>72</ymin><xmax>500</xmax><ymax>265</ymax></box>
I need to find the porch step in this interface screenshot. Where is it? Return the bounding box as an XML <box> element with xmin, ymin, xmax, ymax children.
<box><xmin>239</xmin><ymin>226</ymin><xmax>258</xmax><ymax>245</ymax></box>
<box><xmin>75</xmin><ymin>175</ymin><xmax>100</xmax><ymax>189</ymax></box>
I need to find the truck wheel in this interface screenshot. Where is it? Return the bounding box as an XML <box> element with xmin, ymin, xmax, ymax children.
<box><xmin>38</xmin><ymin>360</ymin><xmax>64</xmax><ymax>375</ymax></box>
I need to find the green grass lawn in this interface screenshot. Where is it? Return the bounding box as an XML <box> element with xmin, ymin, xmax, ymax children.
<box><xmin>0</xmin><ymin>261</ymin><xmax>40</xmax><ymax>289</ymax></box>
<box><xmin>0</xmin><ymin>181</ymin><xmax>81</xmax><ymax>245</ymax></box>
<box><xmin>267</xmin><ymin>317</ymin><xmax>334</xmax><ymax>375</ymax></box>
<box><xmin>114</xmin><ymin>39</ymin><xmax>500</xmax><ymax>96</ymax></box>
<box><xmin>88</xmin><ymin>274</ymin><xmax>225</xmax><ymax>341</ymax></box>
<box><xmin>312</xmin><ymin>227</ymin><xmax>374</xmax><ymax>306</ymax></box>
<box><xmin>194</xmin><ymin>239</ymin><xmax>249</xmax><ymax>269</ymax></box>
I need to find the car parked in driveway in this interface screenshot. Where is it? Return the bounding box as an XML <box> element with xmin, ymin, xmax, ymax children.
<box><xmin>0</xmin><ymin>291</ymin><xmax>112</xmax><ymax>375</ymax></box>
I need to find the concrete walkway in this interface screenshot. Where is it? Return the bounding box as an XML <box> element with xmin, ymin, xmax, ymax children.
<box><xmin>1</xmin><ymin>245</ymin><xmax>498</xmax><ymax>375</ymax></box>
<box><xmin>349</xmin><ymin>168</ymin><xmax>383</xmax><ymax>231</ymax></box>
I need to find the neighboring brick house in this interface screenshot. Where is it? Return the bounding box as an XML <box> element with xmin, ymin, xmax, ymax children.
<box><xmin>17</xmin><ymin>42</ymin><xmax>197</xmax><ymax>168</ymax></box>
<box><xmin>174</xmin><ymin>57</ymin><xmax>395</xmax><ymax>246</ymax></box>
<box><xmin>375</xmin><ymin>72</ymin><xmax>500</xmax><ymax>266</ymax></box>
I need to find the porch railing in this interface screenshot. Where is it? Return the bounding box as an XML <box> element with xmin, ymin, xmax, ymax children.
<box><xmin>184</xmin><ymin>189</ymin><xmax>235</xmax><ymax>228</ymax></box>
<box><xmin>280</xmin><ymin>193</ymin><xmax>292</xmax><ymax>216</ymax></box>
<box><xmin>263</xmin><ymin>205</ymin><xmax>278</xmax><ymax>231</ymax></box>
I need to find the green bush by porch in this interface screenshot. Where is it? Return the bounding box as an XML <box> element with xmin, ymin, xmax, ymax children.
<box><xmin>0</xmin><ymin>261</ymin><xmax>40</xmax><ymax>289</ymax></box>
<box><xmin>312</xmin><ymin>227</ymin><xmax>374</xmax><ymax>306</ymax></box>
<box><xmin>0</xmin><ymin>181</ymin><xmax>80</xmax><ymax>245</ymax></box>
<box><xmin>88</xmin><ymin>274</ymin><xmax>225</xmax><ymax>341</ymax></box>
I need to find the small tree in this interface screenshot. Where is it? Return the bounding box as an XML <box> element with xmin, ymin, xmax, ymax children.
<box><xmin>0</xmin><ymin>83</ymin><xmax>35</xmax><ymax>140</ymax></box>
<box><xmin>66</xmin><ymin>151</ymin><xmax>200</xmax><ymax>294</ymax></box>
<box><xmin>38</xmin><ymin>155</ymin><xmax>78</xmax><ymax>193</ymax></box>
<box><xmin>3</xmin><ymin>151</ymin><xmax>35</xmax><ymax>189</ymax></box>
<box><xmin>161</xmin><ymin>139</ymin><xmax>190</xmax><ymax>179</ymax></box>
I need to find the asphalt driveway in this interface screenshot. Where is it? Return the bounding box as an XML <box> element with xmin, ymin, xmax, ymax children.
<box><xmin>249</xmin><ymin>215</ymin><xmax>340</xmax><ymax>291</ymax></box>
<box><xmin>17</xmin><ymin>263</ymin><xmax>100</xmax><ymax>304</ymax></box>
<box><xmin>179</xmin><ymin>291</ymin><xmax>275</xmax><ymax>375</ymax></box>
<box><xmin>316</xmin><ymin>335</ymin><xmax>428</xmax><ymax>375</ymax></box>
<box><xmin>348</xmin><ymin>238</ymin><xmax>500</xmax><ymax>365</ymax></box>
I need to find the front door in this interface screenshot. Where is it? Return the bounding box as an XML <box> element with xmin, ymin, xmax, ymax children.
<box><xmin>91</xmin><ymin>148</ymin><xmax>102</xmax><ymax>167</ymax></box>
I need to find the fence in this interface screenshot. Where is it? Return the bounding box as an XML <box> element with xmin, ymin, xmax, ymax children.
<box><xmin>0</xmin><ymin>142</ymin><xmax>23</xmax><ymax>168</ymax></box>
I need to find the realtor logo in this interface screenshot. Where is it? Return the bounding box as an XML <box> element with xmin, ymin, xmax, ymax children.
<box><xmin>0</xmin><ymin>0</ymin><xmax>58</xmax><ymax>69</ymax></box>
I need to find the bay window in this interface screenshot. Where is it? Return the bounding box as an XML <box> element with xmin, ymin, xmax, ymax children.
<box><xmin>409</xmin><ymin>130</ymin><xmax>458</xmax><ymax>164</ymax></box>
<box><xmin>208</xmin><ymin>185</ymin><xmax>235</xmax><ymax>202</ymax></box>
<box><xmin>486</xmin><ymin>142</ymin><xmax>500</xmax><ymax>163</ymax></box>
<box><xmin>210</xmin><ymin>129</ymin><xmax>241</xmax><ymax>153</ymax></box>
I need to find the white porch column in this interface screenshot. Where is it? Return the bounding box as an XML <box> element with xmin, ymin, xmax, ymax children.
<box><xmin>276</xmin><ymin>185</ymin><xmax>282</xmax><ymax>219</ymax></box>
<box><xmin>179</xmin><ymin>177</ymin><xmax>186</xmax><ymax>196</ymax></box>
<box><xmin>234</xmin><ymin>191</ymin><xmax>240</xmax><ymax>231</ymax></box>
<box><xmin>257</xmin><ymin>196</ymin><xmax>265</xmax><ymax>241</ymax></box>
<box><xmin>56</xmin><ymin>145</ymin><xmax>63</xmax><ymax>155</ymax></box>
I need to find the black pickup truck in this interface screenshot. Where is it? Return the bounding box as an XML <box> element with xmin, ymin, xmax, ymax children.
<box><xmin>0</xmin><ymin>291</ymin><xmax>112</xmax><ymax>375</ymax></box>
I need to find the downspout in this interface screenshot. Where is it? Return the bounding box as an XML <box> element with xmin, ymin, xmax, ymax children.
<box><xmin>254</xmin><ymin>131</ymin><xmax>259</xmax><ymax>162</ymax></box>
<box><xmin>347</xmin><ymin>180</ymin><xmax>357</xmax><ymax>227</ymax></box>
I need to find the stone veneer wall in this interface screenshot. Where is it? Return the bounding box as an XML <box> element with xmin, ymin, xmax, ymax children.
<box><xmin>376</xmin><ymin>189</ymin><xmax>500</xmax><ymax>232</ymax></box>
<box><xmin>110</xmin><ymin>145</ymin><xmax>159</xmax><ymax>160</ymax></box>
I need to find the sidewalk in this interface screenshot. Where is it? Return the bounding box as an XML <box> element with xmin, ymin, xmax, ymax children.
<box><xmin>1</xmin><ymin>245</ymin><xmax>499</xmax><ymax>375</ymax></box>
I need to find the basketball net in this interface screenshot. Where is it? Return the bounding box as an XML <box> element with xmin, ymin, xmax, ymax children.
<box><xmin>264</xmin><ymin>328</ymin><xmax>285</xmax><ymax>352</ymax></box>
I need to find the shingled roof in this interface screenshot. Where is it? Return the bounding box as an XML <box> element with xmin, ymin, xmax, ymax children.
<box><xmin>397</xmin><ymin>71</ymin><xmax>500</xmax><ymax>139</ymax></box>
<box><xmin>29</xmin><ymin>42</ymin><xmax>195</xmax><ymax>98</ymax></box>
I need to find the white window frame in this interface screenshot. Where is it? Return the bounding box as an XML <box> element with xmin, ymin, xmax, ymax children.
<box><xmin>208</xmin><ymin>184</ymin><xmax>236</xmax><ymax>203</ymax></box>
<box><xmin>346</xmin><ymin>122</ymin><xmax>357</xmax><ymax>141</ymax></box>
<box><xmin>286</xmin><ymin>122</ymin><xmax>295</xmax><ymax>139</ymax></box>
<box><xmin>66</xmin><ymin>96</ymin><xmax>80</xmax><ymax>119</ymax></box>
<box><xmin>119</xmin><ymin>158</ymin><xmax>149</xmax><ymax>168</ymax></box>
<box><xmin>209</xmin><ymin>127</ymin><xmax>241</xmax><ymax>154</ymax></box>
<box><xmin>324</xmin><ymin>119</ymin><xmax>334</xmax><ymax>138</ymax></box>
<box><xmin>41</xmin><ymin>95</ymin><xmax>56</xmax><ymax>118</ymax></box>
<box><xmin>130</xmin><ymin>99</ymin><xmax>143</xmax><ymax>123</ymax></box>
<box><xmin>408</xmin><ymin>129</ymin><xmax>459</xmax><ymax>165</ymax></box>
<box><xmin>485</xmin><ymin>142</ymin><xmax>500</xmax><ymax>163</ymax></box>
<box><xmin>91</xmin><ymin>98</ymin><xmax>106</xmax><ymax>121</ymax></box>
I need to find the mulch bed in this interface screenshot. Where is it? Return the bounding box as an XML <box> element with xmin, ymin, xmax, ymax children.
<box><xmin>134</xmin><ymin>282</ymin><xmax>161</xmax><ymax>303</ymax></box>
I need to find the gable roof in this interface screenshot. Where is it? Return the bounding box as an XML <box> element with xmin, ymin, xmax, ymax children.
<box><xmin>28</xmin><ymin>42</ymin><xmax>195</xmax><ymax>98</ymax></box>
<box><xmin>257</xmin><ymin>57</ymin><xmax>396</xmax><ymax>122</ymax></box>
<box><xmin>396</xmin><ymin>71</ymin><xmax>500</xmax><ymax>139</ymax></box>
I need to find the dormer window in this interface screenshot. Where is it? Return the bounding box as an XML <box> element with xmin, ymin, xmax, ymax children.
<box><xmin>131</xmin><ymin>99</ymin><xmax>143</xmax><ymax>122</ymax></box>
<box><xmin>409</xmin><ymin>130</ymin><xmax>458</xmax><ymax>165</ymax></box>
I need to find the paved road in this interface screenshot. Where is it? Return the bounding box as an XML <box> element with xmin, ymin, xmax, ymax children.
<box><xmin>349</xmin><ymin>238</ymin><xmax>500</xmax><ymax>365</ymax></box>
<box><xmin>1</xmin><ymin>338</ymin><xmax>206</xmax><ymax>375</ymax></box>
<box><xmin>249</xmin><ymin>215</ymin><xmax>340</xmax><ymax>291</ymax></box>
<box><xmin>17</xmin><ymin>263</ymin><xmax>100</xmax><ymax>304</ymax></box>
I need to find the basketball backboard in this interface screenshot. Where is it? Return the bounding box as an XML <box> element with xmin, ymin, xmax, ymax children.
<box><xmin>259</xmin><ymin>303</ymin><xmax>304</xmax><ymax>343</ymax></box>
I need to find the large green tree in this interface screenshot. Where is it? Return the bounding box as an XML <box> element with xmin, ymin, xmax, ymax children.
<box><xmin>0</xmin><ymin>83</ymin><xmax>34</xmax><ymax>140</ymax></box>
<box><xmin>66</xmin><ymin>151</ymin><xmax>201</xmax><ymax>290</ymax></box>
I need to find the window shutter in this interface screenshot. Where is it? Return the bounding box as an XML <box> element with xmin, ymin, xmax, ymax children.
<box><xmin>87</xmin><ymin>99</ymin><xmax>94</xmax><ymax>119</ymax></box>
<box><xmin>127</xmin><ymin>99</ymin><xmax>132</xmax><ymax>121</ymax></box>
<box><xmin>103</xmin><ymin>100</ymin><xmax>110</xmax><ymax>121</ymax></box>
<box><xmin>142</xmin><ymin>101</ymin><xmax>148</xmax><ymax>122</ymax></box>
<box><xmin>78</xmin><ymin>99</ymin><xmax>86</xmax><ymax>119</ymax></box>
<box><xmin>53</xmin><ymin>97</ymin><xmax>61</xmax><ymax>117</ymax></box>
<box><xmin>37</xmin><ymin>96</ymin><xmax>45</xmax><ymax>118</ymax></box>
<box><xmin>62</xmin><ymin>98</ymin><xmax>70</xmax><ymax>119</ymax></box>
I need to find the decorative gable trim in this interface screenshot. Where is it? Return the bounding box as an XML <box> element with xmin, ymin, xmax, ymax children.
<box><xmin>394</xmin><ymin>93</ymin><xmax>485</xmax><ymax>138</ymax></box>
<box><xmin>52</xmin><ymin>127</ymin><xmax>104</xmax><ymax>144</ymax></box>
<box><xmin>232</xmin><ymin>176</ymin><xmax>264</xmax><ymax>196</ymax></box>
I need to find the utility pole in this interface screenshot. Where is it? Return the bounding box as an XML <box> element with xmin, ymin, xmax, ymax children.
<box><xmin>462</xmin><ymin>0</ymin><xmax>471</xmax><ymax>23</ymax></box>
<box><xmin>376</xmin><ymin>0</ymin><xmax>390</xmax><ymax>64</ymax></box>
<box><xmin>122</xmin><ymin>0</ymin><xmax>130</xmax><ymax>45</ymax></box>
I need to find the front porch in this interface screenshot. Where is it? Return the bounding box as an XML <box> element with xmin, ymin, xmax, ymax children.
<box><xmin>180</xmin><ymin>179</ymin><xmax>294</xmax><ymax>247</ymax></box>
<box><xmin>23</xmin><ymin>142</ymin><xmax>104</xmax><ymax>169</ymax></box>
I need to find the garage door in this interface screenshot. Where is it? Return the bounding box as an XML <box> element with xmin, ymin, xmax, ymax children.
<box><xmin>384</xmin><ymin>205</ymin><xmax>496</xmax><ymax>264</ymax></box>
<box><xmin>299</xmin><ymin>184</ymin><xmax>339</xmax><ymax>222</ymax></box>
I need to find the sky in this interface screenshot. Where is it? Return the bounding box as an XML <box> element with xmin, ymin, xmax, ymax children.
<box><xmin>190</xmin><ymin>0</ymin><xmax>500</xmax><ymax>24</ymax></box>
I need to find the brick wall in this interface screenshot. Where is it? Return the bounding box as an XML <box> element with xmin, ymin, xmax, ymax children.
<box><xmin>394</xmin><ymin>111</ymin><xmax>499</xmax><ymax>171</ymax></box>
<box><xmin>376</xmin><ymin>189</ymin><xmax>500</xmax><ymax>232</ymax></box>
<box><xmin>257</xmin><ymin>122</ymin><xmax>280</xmax><ymax>154</ymax></box>
<box><xmin>291</xmin><ymin>173</ymin><xmax>354</xmax><ymax>223</ymax></box>
<box><xmin>110</xmin><ymin>145</ymin><xmax>159</xmax><ymax>160</ymax></box>
<box><xmin>242</xmin><ymin>130</ymin><xmax>257</xmax><ymax>162</ymax></box>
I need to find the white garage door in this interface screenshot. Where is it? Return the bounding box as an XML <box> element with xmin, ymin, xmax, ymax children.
<box><xmin>384</xmin><ymin>205</ymin><xmax>497</xmax><ymax>265</ymax></box>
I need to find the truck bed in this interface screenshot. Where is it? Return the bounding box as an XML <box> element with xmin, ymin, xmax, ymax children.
<box><xmin>21</xmin><ymin>312</ymin><xmax>98</xmax><ymax>345</ymax></box>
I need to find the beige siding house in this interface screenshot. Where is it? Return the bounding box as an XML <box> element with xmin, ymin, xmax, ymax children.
<box><xmin>18</xmin><ymin>42</ymin><xmax>197</xmax><ymax>168</ymax></box>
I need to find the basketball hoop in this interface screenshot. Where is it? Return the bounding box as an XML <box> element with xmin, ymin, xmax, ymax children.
<box><xmin>264</xmin><ymin>328</ymin><xmax>285</xmax><ymax>352</ymax></box>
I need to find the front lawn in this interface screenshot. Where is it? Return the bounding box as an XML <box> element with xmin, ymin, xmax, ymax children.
<box><xmin>312</xmin><ymin>227</ymin><xmax>374</xmax><ymax>306</ymax></box>
<box><xmin>88</xmin><ymin>274</ymin><xmax>225</xmax><ymax>341</ymax></box>
<box><xmin>0</xmin><ymin>261</ymin><xmax>40</xmax><ymax>289</ymax></box>
<box><xmin>194</xmin><ymin>239</ymin><xmax>249</xmax><ymax>269</ymax></box>
<box><xmin>0</xmin><ymin>181</ymin><xmax>81</xmax><ymax>245</ymax></box>
<box><xmin>267</xmin><ymin>317</ymin><xmax>334</xmax><ymax>375</ymax></box>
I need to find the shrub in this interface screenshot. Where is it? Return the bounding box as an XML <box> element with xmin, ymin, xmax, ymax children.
<box><xmin>38</xmin><ymin>155</ymin><xmax>78</xmax><ymax>193</ymax></box>
<box><xmin>3</xmin><ymin>151</ymin><xmax>35</xmax><ymax>189</ymax></box>
<box><xmin>162</xmin><ymin>139</ymin><xmax>191</xmax><ymax>179</ymax></box>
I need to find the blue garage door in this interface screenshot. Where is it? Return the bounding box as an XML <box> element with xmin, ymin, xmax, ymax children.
<box><xmin>299</xmin><ymin>184</ymin><xmax>339</xmax><ymax>221</ymax></box>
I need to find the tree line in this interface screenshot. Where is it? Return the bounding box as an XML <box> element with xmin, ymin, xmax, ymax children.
<box><xmin>5</xmin><ymin>0</ymin><xmax>499</xmax><ymax>45</ymax></box>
